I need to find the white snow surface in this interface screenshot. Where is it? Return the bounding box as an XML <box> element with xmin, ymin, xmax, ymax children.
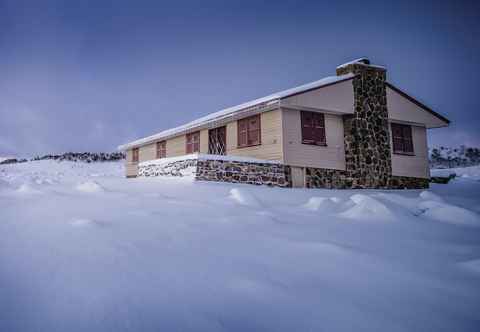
<box><xmin>1</xmin><ymin>161</ymin><xmax>480</xmax><ymax>332</ymax></box>
<box><xmin>432</xmin><ymin>165</ymin><xmax>480</xmax><ymax>181</ymax></box>
<box><xmin>118</xmin><ymin>73</ymin><xmax>355</xmax><ymax>150</ymax></box>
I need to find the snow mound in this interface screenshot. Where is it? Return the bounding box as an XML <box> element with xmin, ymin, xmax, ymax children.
<box><xmin>0</xmin><ymin>178</ymin><xmax>11</xmax><ymax>190</ymax></box>
<box><xmin>303</xmin><ymin>196</ymin><xmax>341</xmax><ymax>211</ymax></box>
<box><xmin>229</xmin><ymin>188</ymin><xmax>261</xmax><ymax>207</ymax></box>
<box><xmin>70</xmin><ymin>218</ymin><xmax>107</xmax><ymax>227</ymax></box>
<box><xmin>340</xmin><ymin>194</ymin><xmax>393</xmax><ymax>221</ymax></box>
<box><xmin>419</xmin><ymin>191</ymin><xmax>444</xmax><ymax>202</ymax></box>
<box><xmin>375</xmin><ymin>193</ymin><xmax>419</xmax><ymax>210</ymax></box>
<box><xmin>417</xmin><ymin>200</ymin><xmax>480</xmax><ymax>227</ymax></box>
<box><xmin>15</xmin><ymin>183</ymin><xmax>42</xmax><ymax>195</ymax></box>
<box><xmin>75</xmin><ymin>180</ymin><xmax>105</xmax><ymax>193</ymax></box>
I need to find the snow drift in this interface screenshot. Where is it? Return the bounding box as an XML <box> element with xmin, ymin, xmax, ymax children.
<box><xmin>0</xmin><ymin>160</ymin><xmax>479</xmax><ymax>332</ymax></box>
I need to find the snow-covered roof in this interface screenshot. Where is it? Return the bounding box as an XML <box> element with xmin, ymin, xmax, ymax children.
<box><xmin>118</xmin><ymin>73</ymin><xmax>355</xmax><ymax>150</ymax></box>
<box><xmin>336</xmin><ymin>58</ymin><xmax>386</xmax><ymax>70</ymax></box>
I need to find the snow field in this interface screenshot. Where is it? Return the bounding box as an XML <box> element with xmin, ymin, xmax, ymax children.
<box><xmin>0</xmin><ymin>160</ymin><xmax>479</xmax><ymax>332</ymax></box>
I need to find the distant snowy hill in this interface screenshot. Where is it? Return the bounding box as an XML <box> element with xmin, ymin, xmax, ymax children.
<box><xmin>0</xmin><ymin>160</ymin><xmax>479</xmax><ymax>331</ymax></box>
<box><xmin>429</xmin><ymin>146</ymin><xmax>480</xmax><ymax>168</ymax></box>
<box><xmin>0</xmin><ymin>156</ymin><xmax>16</xmax><ymax>164</ymax></box>
<box><xmin>0</xmin><ymin>152</ymin><xmax>125</xmax><ymax>165</ymax></box>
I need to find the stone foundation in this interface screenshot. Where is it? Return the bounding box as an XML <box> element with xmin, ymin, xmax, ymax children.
<box><xmin>388</xmin><ymin>176</ymin><xmax>429</xmax><ymax>189</ymax></box>
<box><xmin>138</xmin><ymin>156</ymin><xmax>292</xmax><ymax>188</ymax></box>
<box><xmin>138</xmin><ymin>159</ymin><xmax>198</xmax><ymax>177</ymax></box>
<box><xmin>138</xmin><ymin>155</ymin><xmax>428</xmax><ymax>190</ymax></box>
<box><xmin>305</xmin><ymin>168</ymin><xmax>349</xmax><ymax>189</ymax></box>
<box><xmin>305</xmin><ymin>166</ymin><xmax>429</xmax><ymax>189</ymax></box>
<box><xmin>196</xmin><ymin>159</ymin><xmax>291</xmax><ymax>187</ymax></box>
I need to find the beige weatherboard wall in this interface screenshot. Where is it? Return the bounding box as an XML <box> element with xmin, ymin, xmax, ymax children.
<box><xmin>390</xmin><ymin>124</ymin><xmax>430</xmax><ymax>179</ymax></box>
<box><xmin>280</xmin><ymin>78</ymin><xmax>354</xmax><ymax>114</ymax></box>
<box><xmin>282</xmin><ymin>109</ymin><xmax>346</xmax><ymax>170</ymax></box>
<box><xmin>225</xmin><ymin>109</ymin><xmax>283</xmax><ymax>161</ymax></box>
<box><xmin>387</xmin><ymin>85</ymin><xmax>446</xmax><ymax>128</ymax></box>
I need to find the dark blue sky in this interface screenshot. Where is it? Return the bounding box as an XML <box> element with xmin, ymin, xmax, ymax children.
<box><xmin>1</xmin><ymin>0</ymin><xmax>479</xmax><ymax>156</ymax></box>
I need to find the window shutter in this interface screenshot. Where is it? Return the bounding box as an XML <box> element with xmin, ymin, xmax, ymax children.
<box><xmin>248</xmin><ymin>115</ymin><xmax>260</xmax><ymax>145</ymax></box>
<box><xmin>402</xmin><ymin>125</ymin><xmax>413</xmax><ymax>153</ymax></box>
<box><xmin>313</xmin><ymin>113</ymin><xmax>325</xmax><ymax>145</ymax></box>
<box><xmin>391</xmin><ymin>123</ymin><xmax>414</xmax><ymax>154</ymax></box>
<box><xmin>186</xmin><ymin>132</ymin><xmax>200</xmax><ymax>153</ymax></box>
<box><xmin>157</xmin><ymin>141</ymin><xmax>166</xmax><ymax>158</ymax></box>
<box><xmin>301</xmin><ymin>111</ymin><xmax>314</xmax><ymax>143</ymax></box>
<box><xmin>193</xmin><ymin>132</ymin><xmax>200</xmax><ymax>152</ymax></box>
<box><xmin>302</xmin><ymin>111</ymin><xmax>325</xmax><ymax>145</ymax></box>
<box><xmin>238</xmin><ymin>119</ymin><xmax>248</xmax><ymax>147</ymax></box>
<box><xmin>132</xmin><ymin>148</ymin><xmax>139</xmax><ymax>162</ymax></box>
<box><xmin>237</xmin><ymin>115</ymin><xmax>260</xmax><ymax>147</ymax></box>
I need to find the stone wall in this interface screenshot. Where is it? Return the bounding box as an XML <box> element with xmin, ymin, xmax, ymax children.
<box><xmin>138</xmin><ymin>159</ymin><xmax>198</xmax><ymax>177</ymax></box>
<box><xmin>196</xmin><ymin>159</ymin><xmax>291</xmax><ymax>187</ymax></box>
<box><xmin>336</xmin><ymin>62</ymin><xmax>393</xmax><ymax>188</ymax></box>
<box><xmin>138</xmin><ymin>157</ymin><xmax>292</xmax><ymax>188</ymax></box>
<box><xmin>388</xmin><ymin>176</ymin><xmax>429</xmax><ymax>189</ymax></box>
<box><xmin>305</xmin><ymin>167</ymin><xmax>429</xmax><ymax>189</ymax></box>
<box><xmin>305</xmin><ymin>168</ymin><xmax>348</xmax><ymax>189</ymax></box>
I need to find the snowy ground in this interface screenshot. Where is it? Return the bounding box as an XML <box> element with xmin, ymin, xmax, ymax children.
<box><xmin>1</xmin><ymin>161</ymin><xmax>479</xmax><ymax>332</ymax></box>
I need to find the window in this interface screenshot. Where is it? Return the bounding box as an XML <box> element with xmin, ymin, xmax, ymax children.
<box><xmin>391</xmin><ymin>123</ymin><xmax>414</xmax><ymax>155</ymax></box>
<box><xmin>238</xmin><ymin>114</ymin><xmax>261</xmax><ymax>148</ymax></box>
<box><xmin>186</xmin><ymin>131</ymin><xmax>200</xmax><ymax>154</ymax></box>
<box><xmin>208</xmin><ymin>126</ymin><xmax>226</xmax><ymax>155</ymax></box>
<box><xmin>132</xmin><ymin>148</ymin><xmax>139</xmax><ymax>162</ymax></box>
<box><xmin>301</xmin><ymin>111</ymin><xmax>326</xmax><ymax>145</ymax></box>
<box><xmin>156</xmin><ymin>141</ymin><xmax>166</xmax><ymax>158</ymax></box>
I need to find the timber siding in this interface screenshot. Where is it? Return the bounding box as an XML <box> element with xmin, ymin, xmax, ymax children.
<box><xmin>125</xmin><ymin>149</ymin><xmax>138</xmax><ymax>177</ymax></box>
<box><xmin>226</xmin><ymin>109</ymin><xmax>283</xmax><ymax>161</ymax></box>
<box><xmin>166</xmin><ymin>135</ymin><xmax>186</xmax><ymax>157</ymax></box>
<box><xmin>139</xmin><ymin>142</ymin><xmax>156</xmax><ymax>162</ymax></box>
<box><xmin>282</xmin><ymin>108</ymin><xmax>346</xmax><ymax>170</ymax></box>
<box><xmin>390</xmin><ymin>124</ymin><xmax>430</xmax><ymax>179</ymax></box>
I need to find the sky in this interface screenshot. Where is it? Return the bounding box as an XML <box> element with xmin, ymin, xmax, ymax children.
<box><xmin>0</xmin><ymin>0</ymin><xmax>479</xmax><ymax>157</ymax></box>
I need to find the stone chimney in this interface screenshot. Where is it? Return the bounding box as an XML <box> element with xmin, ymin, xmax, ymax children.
<box><xmin>337</xmin><ymin>58</ymin><xmax>392</xmax><ymax>188</ymax></box>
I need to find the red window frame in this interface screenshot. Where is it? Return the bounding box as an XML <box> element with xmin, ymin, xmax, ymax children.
<box><xmin>186</xmin><ymin>131</ymin><xmax>200</xmax><ymax>154</ymax></box>
<box><xmin>156</xmin><ymin>141</ymin><xmax>166</xmax><ymax>159</ymax></box>
<box><xmin>301</xmin><ymin>111</ymin><xmax>326</xmax><ymax>146</ymax></box>
<box><xmin>237</xmin><ymin>114</ymin><xmax>261</xmax><ymax>148</ymax></box>
<box><xmin>132</xmin><ymin>147</ymin><xmax>139</xmax><ymax>162</ymax></box>
<box><xmin>391</xmin><ymin>123</ymin><xmax>414</xmax><ymax>155</ymax></box>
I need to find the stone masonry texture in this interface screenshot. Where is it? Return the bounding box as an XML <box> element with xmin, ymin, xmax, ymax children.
<box><xmin>138</xmin><ymin>158</ymin><xmax>292</xmax><ymax>188</ymax></box>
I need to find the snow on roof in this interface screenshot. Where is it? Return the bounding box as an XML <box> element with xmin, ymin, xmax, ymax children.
<box><xmin>336</xmin><ymin>58</ymin><xmax>386</xmax><ymax>70</ymax></box>
<box><xmin>118</xmin><ymin>73</ymin><xmax>355</xmax><ymax>150</ymax></box>
<box><xmin>337</xmin><ymin>57</ymin><xmax>370</xmax><ymax>67</ymax></box>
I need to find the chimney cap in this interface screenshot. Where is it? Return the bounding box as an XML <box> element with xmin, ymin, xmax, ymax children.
<box><xmin>337</xmin><ymin>57</ymin><xmax>371</xmax><ymax>69</ymax></box>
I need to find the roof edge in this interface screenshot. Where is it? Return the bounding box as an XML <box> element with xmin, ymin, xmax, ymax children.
<box><xmin>118</xmin><ymin>74</ymin><xmax>355</xmax><ymax>150</ymax></box>
<box><xmin>279</xmin><ymin>75</ymin><xmax>356</xmax><ymax>100</ymax></box>
<box><xmin>385</xmin><ymin>82</ymin><xmax>450</xmax><ymax>125</ymax></box>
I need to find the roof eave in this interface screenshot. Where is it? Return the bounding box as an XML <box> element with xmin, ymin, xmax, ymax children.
<box><xmin>386</xmin><ymin>82</ymin><xmax>450</xmax><ymax>126</ymax></box>
<box><xmin>117</xmin><ymin>100</ymin><xmax>281</xmax><ymax>150</ymax></box>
